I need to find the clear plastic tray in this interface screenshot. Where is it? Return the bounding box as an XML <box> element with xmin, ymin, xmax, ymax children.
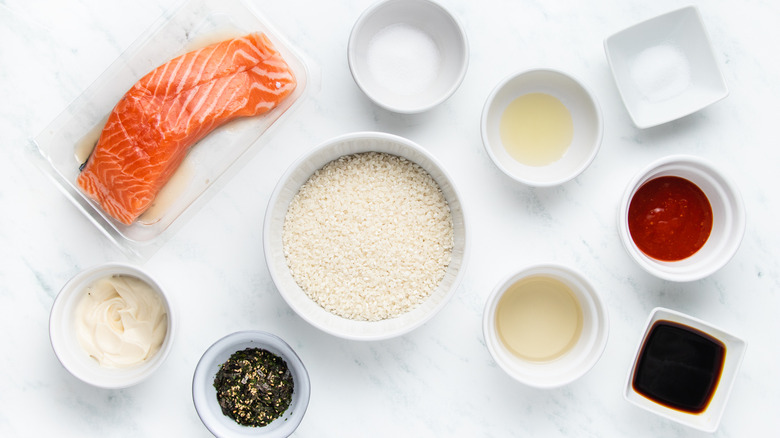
<box><xmin>32</xmin><ymin>0</ymin><xmax>314</xmax><ymax>259</ymax></box>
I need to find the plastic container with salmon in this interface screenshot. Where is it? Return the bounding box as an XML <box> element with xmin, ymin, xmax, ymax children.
<box><xmin>31</xmin><ymin>0</ymin><xmax>316</xmax><ymax>259</ymax></box>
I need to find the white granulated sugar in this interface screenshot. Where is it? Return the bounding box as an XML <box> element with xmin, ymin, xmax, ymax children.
<box><xmin>282</xmin><ymin>152</ymin><xmax>454</xmax><ymax>321</ymax></box>
<box><xmin>630</xmin><ymin>43</ymin><xmax>691</xmax><ymax>102</ymax></box>
<box><xmin>367</xmin><ymin>23</ymin><xmax>441</xmax><ymax>96</ymax></box>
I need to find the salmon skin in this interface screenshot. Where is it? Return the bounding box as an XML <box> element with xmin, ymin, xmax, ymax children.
<box><xmin>77</xmin><ymin>33</ymin><xmax>297</xmax><ymax>225</ymax></box>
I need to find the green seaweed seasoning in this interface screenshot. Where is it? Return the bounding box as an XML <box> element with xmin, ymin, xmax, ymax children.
<box><xmin>213</xmin><ymin>347</ymin><xmax>294</xmax><ymax>427</ymax></box>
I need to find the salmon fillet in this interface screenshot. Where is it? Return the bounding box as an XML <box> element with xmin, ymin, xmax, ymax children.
<box><xmin>77</xmin><ymin>33</ymin><xmax>297</xmax><ymax>225</ymax></box>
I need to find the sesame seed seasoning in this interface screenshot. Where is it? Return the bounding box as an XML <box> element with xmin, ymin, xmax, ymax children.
<box><xmin>213</xmin><ymin>348</ymin><xmax>294</xmax><ymax>427</ymax></box>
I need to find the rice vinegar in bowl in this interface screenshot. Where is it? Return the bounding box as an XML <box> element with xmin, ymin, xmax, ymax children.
<box><xmin>495</xmin><ymin>275</ymin><xmax>583</xmax><ymax>362</ymax></box>
<box><xmin>483</xmin><ymin>263</ymin><xmax>609</xmax><ymax>388</ymax></box>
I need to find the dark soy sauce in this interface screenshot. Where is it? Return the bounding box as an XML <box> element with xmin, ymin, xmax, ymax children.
<box><xmin>632</xmin><ymin>320</ymin><xmax>726</xmax><ymax>413</ymax></box>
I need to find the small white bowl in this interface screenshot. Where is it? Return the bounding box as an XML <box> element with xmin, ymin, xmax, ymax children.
<box><xmin>604</xmin><ymin>6</ymin><xmax>728</xmax><ymax>128</ymax></box>
<box><xmin>625</xmin><ymin>308</ymin><xmax>747</xmax><ymax>432</ymax></box>
<box><xmin>348</xmin><ymin>0</ymin><xmax>468</xmax><ymax>113</ymax></box>
<box><xmin>263</xmin><ymin>132</ymin><xmax>467</xmax><ymax>341</ymax></box>
<box><xmin>48</xmin><ymin>263</ymin><xmax>176</xmax><ymax>389</ymax></box>
<box><xmin>617</xmin><ymin>155</ymin><xmax>745</xmax><ymax>282</ymax></box>
<box><xmin>192</xmin><ymin>331</ymin><xmax>310</xmax><ymax>438</ymax></box>
<box><xmin>481</xmin><ymin>69</ymin><xmax>603</xmax><ymax>187</ymax></box>
<box><xmin>482</xmin><ymin>263</ymin><xmax>609</xmax><ymax>389</ymax></box>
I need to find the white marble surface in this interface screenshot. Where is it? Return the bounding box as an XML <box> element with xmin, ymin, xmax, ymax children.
<box><xmin>2</xmin><ymin>0</ymin><xmax>779</xmax><ymax>436</ymax></box>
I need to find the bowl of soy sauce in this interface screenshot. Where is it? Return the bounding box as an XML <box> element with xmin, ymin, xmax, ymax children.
<box><xmin>624</xmin><ymin>307</ymin><xmax>747</xmax><ymax>432</ymax></box>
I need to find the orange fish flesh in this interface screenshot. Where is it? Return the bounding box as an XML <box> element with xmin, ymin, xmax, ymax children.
<box><xmin>77</xmin><ymin>33</ymin><xmax>297</xmax><ymax>225</ymax></box>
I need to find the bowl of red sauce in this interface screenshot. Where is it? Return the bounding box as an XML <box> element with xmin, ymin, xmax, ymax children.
<box><xmin>618</xmin><ymin>155</ymin><xmax>745</xmax><ymax>281</ymax></box>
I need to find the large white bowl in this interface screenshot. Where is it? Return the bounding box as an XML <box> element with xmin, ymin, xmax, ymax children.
<box><xmin>263</xmin><ymin>132</ymin><xmax>467</xmax><ymax>340</ymax></box>
<box><xmin>481</xmin><ymin>69</ymin><xmax>603</xmax><ymax>186</ymax></box>
<box><xmin>604</xmin><ymin>6</ymin><xmax>729</xmax><ymax>128</ymax></box>
<box><xmin>192</xmin><ymin>331</ymin><xmax>310</xmax><ymax>437</ymax></box>
<box><xmin>482</xmin><ymin>263</ymin><xmax>609</xmax><ymax>389</ymax></box>
<box><xmin>624</xmin><ymin>308</ymin><xmax>746</xmax><ymax>432</ymax></box>
<box><xmin>348</xmin><ymin>0</ymin><xmax>468</xmax><ymax>113</ymax></box>
<box><xmin>49</xmin><ymin>263</ymin><xmax>176</xmax><ymax>388</ymax></box>
<box><xmin>617</xmin><ymin>155</ymin><xmax>745</xmax><ymax>282</ymax></box>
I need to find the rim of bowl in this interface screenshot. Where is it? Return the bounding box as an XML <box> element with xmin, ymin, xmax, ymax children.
<box><xmin>192</xmin><ymin>330</ymin><xmax>311</xmax><ymax>437</ymax></box>
<box><xmin>48</xmin><ymin>262</ymin><xmax>176</xmax><ymax>389</ymax></box>
<box><xmin>617</xmin><ymin>154</ymin><xmax>746</xmax><ymax>282</ymax></box>
<box><xmin>347</xmin><ymin>0</ymin><xmax>469</xmax><ymax>114</ymax></box>
<box><xmin>263</xmin><ymin>131</ymin><xmax>468</xmax><ymax>341</ymax></box>
<box><xmin>480</xmin><ymin>68</ymin><xmax>603</xmax><ymax>187</ymax></box>
<box><xmin>482</xmin><ymin>263</ymin><xmax>609</xmax><ymax>388</ymax></box>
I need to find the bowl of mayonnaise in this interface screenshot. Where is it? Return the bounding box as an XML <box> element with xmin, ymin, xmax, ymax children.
<box><xmin>49</xmin><ymin>263</ymin><xmax>176</xmax><ymax>388</ymax></box>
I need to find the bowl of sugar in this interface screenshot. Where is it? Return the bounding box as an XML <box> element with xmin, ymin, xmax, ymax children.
<box><xmin>481</xmin><ymin>69</ymin><xmax>603</xmax><ymax>187</ymax></box>
<box><xmin>482</xmin><ymin>263</ymin><xmax>609</xmax><ymax>388</ymax></box>
<box><xmin>604</xmin><ymin>6</ymin><xmax>729</xmax><ymax>128</ymax></box>
<box><xmin>348</xmin><ymin>0</ymin><xmax>469</xmax><ymax>114</ymax></box>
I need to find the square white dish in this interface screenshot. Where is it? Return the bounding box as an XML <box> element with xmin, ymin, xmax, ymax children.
<box><xmin>604</xmin><ymin>6</ymin><xmax>728</xmax><ymax>128</ymax></box>
<box><xmin>624</xmin><ymin>307</ymin><xmax>747</xmax><ymax>432</ymax></box>
<box><xmin>31</xmin><ymin>0</ymin><xmax>313</xmax><ymax>259</ymax></box>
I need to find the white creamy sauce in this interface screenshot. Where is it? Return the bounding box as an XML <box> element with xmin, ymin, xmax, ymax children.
<box><xmin>75</xmin><ymin>275</ymin><xmax>168</xmax><ymax>368</ymax></box>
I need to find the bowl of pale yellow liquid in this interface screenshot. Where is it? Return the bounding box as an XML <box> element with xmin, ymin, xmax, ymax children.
<box><xmin>481</xmin><ymin>69</ymin><xmax>602</xmax><ymax>186</ymax></box>
<box><xmin>482</xmin><ymin>263</ymin><xmax>609</xmax><ymax>388</ymax></box>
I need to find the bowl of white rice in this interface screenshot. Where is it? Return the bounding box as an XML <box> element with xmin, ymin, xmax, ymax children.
<box><xmin>264</xmin><ymin>132</ymin><xmax>467</xmax><ymax>340</ymax></box>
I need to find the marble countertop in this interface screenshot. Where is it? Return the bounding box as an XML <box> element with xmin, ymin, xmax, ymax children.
<box><xmin>2</xmin><ymin>0</ymin><xmax>779</xmax><ymax>436</ymax></box>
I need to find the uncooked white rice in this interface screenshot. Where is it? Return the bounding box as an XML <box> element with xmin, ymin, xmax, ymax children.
<box><xmin>282</xmin><ymin>152</ymin><xmax>454</xmax><ymax>321</ymax></box>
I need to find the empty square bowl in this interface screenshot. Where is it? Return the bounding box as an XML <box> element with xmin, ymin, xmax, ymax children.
<box><xmin>604</xmin><ymin>6</ymin><xmax>728</xmax><ymax>128</ymax></box>
<box><xmin>625</xmin><ymin>307</ymin><xmax>747</xmax><ymax>432</ymax></box>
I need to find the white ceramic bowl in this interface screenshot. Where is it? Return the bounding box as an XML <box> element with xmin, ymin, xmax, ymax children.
<box><xmin>604</xmin><ymin>6</ymin><xmax>728</xmax><ymax>128</ymax></box>
<box><xmin>192</xmin><ymin>331</ymin><xmax>310</xmax><ymax>438</ymax></box>
<box><xmin>481</xmin><ymin>69</ymin><xmax>603</xmax><ymax>186</ymax></box>
<box><xmin>482</xmin><ymin>263</ymin><xmax>609</xmax><ymax>389</ymax></box>
<box><xmin>625</xmin><ymin>308</ymin><xmax>746</xmax><ymax>432</ymax></box>
<box><xmin>48</xmin><ymin>263</ymin><xmax>176</xmax><ymax>388</ymax></box>
<box><xmin>348</xmin><ymin>0</ymin><xmax>468</xmax><ymax>113</ymax></box>
<box><xmin>263</xmin><ymin>132</ymin><xmax>467</xmax><ymax>341</ymax></box>
<box><xmin>617</xmin><ymin>155</ymin><xmax>745</xmax><ymax>282</ymax></box>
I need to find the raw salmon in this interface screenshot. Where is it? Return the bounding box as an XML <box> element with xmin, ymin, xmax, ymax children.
<box><xmin>77</xmin><ymin>33</ymin><xmax>297</xmax><ymax>225</ymax></box>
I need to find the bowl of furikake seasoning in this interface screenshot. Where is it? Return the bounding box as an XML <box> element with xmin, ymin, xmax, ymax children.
<box><xmin>193</xmin><ymin>331</ymin><xmax>311</xmax><ymax>437</ymax></box>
